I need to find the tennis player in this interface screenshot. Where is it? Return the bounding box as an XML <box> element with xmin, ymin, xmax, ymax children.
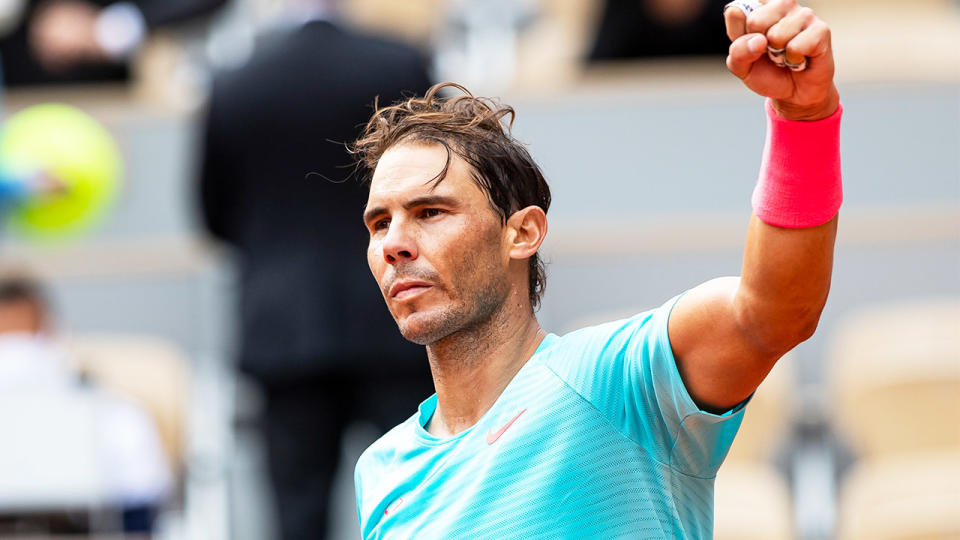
<box><xmin>354</xmin><ymin>0</ymin><xmax>841</xmax><ymax>536</ymax></box>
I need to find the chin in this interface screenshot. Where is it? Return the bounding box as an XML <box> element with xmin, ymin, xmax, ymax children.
<box><xmin>395</xmin><ymin>308</ymin><xmax>459</xmax><ymax>346</ymax></box>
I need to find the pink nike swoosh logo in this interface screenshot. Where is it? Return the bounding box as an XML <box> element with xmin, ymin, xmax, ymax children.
<box><xmin>486</xmin><ymin>409</ymin><xmax>527</xmax><ymax>445</ymax></box>
<box><xmin>384</xmin><ymin>496</ymin><xmax>404</xmax><ymax>516</ymax></box>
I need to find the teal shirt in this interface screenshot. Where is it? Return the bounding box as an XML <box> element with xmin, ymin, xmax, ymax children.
<box><xmin>355</xmin><ymin>295</ymin><xmax>747</xmax><ymax>539</ymax></box>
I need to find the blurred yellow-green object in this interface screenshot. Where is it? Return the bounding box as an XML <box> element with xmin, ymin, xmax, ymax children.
<box><xmin>0</xmin><ymin>103</ymin><xmax>121</xmax><ymax>239</ymax></box>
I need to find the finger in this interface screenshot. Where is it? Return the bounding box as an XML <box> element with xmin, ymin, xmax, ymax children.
<box><xmin>766</xmin><ymin>6</ymin><xmax>815</xmax><ymax>50</ymax></box>
<box><xmin>745</xmin><ymin>0</ymin><xmax>796</xmax><ymax>36</ymax></box>
<box><xmin>723</xmin><ymin>5</ymin><xmax>747</xmax><ymax>41</ymax></box>
<box><xmin>767</xmin><ymin>7</ymin><xmax>817</xmax><ymax>67</ymax></box>
<box><xmin>726</xmin><ymin>33</ymin><xmax>768</xmax><ymax>79</ymax></box>
<box><xmin>723</xmin><ymin>4</ymin><xmax>748</xmax><ymax>41</ymax></box>
<box><xmin>784</xmin><ymin>19</ymin><xmax>831</xmax><ymax>62</ymax></box>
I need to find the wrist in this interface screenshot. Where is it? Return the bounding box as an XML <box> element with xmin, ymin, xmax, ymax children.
<box><xmin>751</xmin><ymin>99</ymin><xmax>843</xmax><ymax>229</ymax></box>
<box><xmin>771</xmin><ymin>86</ymin><xmax>840</xmax><ymax>122</ymax></box>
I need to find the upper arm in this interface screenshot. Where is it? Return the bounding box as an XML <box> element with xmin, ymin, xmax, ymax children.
<box><xmin>669</xmin><ymin>215</ymin><xmax>837</xmax><ymax>412</ymax></box>
<box><xmin>668</xmin><ymin>276</ymin><xmax>778</xmax><ymax>413</ymax></box>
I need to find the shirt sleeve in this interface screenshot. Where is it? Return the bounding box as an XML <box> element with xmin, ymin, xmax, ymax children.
<box><xmin>543</xmin><ymin>293</ymin><xmax>747</xmax><ymax>478</ymax></box>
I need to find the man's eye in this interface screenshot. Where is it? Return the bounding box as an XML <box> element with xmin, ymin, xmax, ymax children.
<box><xmin>421</xmin><ymin>208</ymin><xmax>444</xmax><ymax>219</ymax></box>
<box><xmin>373</xmin><ymin>218</ymin><xmax>390</xmax><ymax>231</ymax></box>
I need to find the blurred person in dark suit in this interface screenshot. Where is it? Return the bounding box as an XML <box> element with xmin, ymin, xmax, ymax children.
<box><xmin>0</xmin><ymin>0</ymin><xmax>228</xmax><ymax>87</ymax></box>
<box><xmin>196</xmin><ymin>1</ymin><xmax>432</xmax><ymax>537</ymax></box>
<box><xmin>589</xmin><ymin>0</ymin><xmax>731</xmax><ymax>60</ymax></box>
<box><xmin>0</xmin><ymin>270</ymin><xmax>171</xmax><ymax>533</ymax></box>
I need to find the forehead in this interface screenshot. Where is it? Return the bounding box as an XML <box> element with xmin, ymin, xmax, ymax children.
<box><xmin>366</xmin><ymin>143</ymin><xmax>486</xmax><ymax>206</ymax></box>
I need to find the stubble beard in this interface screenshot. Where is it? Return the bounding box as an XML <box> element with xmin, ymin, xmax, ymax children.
<box><xmin>394</xmin><ymin>218</ymin><xmax>510</xmax><ymax>347</ymax></box>
<box><xmin>398</xmin><ymin>269</ymin><xmax>509</xmax><ymax>348</ymax></box>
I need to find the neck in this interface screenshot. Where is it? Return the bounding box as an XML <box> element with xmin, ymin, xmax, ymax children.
<box><xmin>425</xmin><ymin>293</ymin><xmax>544</xmax><ymax>438</ymax></box>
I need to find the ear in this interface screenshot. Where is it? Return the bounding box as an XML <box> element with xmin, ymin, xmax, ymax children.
<box><xmin>505</xmin><ymin>205</ymin><xmax>547</xmax><ymax>261</ymax></box>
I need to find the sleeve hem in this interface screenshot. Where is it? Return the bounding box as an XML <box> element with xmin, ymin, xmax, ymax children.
<box><xmin>659</xmin><ymin>292</ymin><xmax>752</xmax><ymax>421</ymax></box>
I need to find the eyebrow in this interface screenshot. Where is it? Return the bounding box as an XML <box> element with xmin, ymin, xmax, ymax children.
<box><xmin>363</xmin><ymin>195</ymin><xmax>459</xmax><ymax>224</ymax></box>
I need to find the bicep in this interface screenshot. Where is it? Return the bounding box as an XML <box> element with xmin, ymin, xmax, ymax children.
<box><xmin>668</xmin><ymin>276</ymin><xmax>779</xmax><ymax>413</ymax></box>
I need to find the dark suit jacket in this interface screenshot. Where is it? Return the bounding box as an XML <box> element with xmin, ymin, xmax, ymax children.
<box><xmin>198</xmin><ymin>21</ymin><xmax>431</xmax><ymax>381</ymax></box>
<box><xmin>0</xmin><ymin>0</ymin><xmax>227</xmax><ymax>86</ymax></box>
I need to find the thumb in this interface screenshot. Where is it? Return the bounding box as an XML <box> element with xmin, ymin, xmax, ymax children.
<box><xmin>726</xmin><ymin>33</ymin><xmax>767</xmax><ymax>79</ymax></box>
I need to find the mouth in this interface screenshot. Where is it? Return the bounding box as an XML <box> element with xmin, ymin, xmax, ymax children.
<box><xmin>389</xmin><ymin>280</ymin><xmax>433</xmax><ymax>300</ymax></box>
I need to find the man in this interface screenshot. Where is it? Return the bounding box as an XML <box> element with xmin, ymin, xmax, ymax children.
<box><xmin>1</xmin><ymin>0</ymin><xmax>228</xmax><ymax>87</ymax></box>
<box><xmin>196</xmin><ymin>1</ymin><xmax>432</xmax><ymax>538</ymax></box>
<box><xmin>0</xmin><ymin>270</ymin><xmax>172</xmax><ymax>532</ymax></box>
<box><xmin>353</xmin><ymin>0</ymin><xmax>840</xmax><ymax>536</ymax></box>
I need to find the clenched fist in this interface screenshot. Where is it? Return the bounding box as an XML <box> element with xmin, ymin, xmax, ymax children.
<box><xmin>724</xmin><ymin>0</ymin><xmax>839</xmax><ymax>121</ymax></box>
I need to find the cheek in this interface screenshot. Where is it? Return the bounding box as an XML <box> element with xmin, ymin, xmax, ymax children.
<box><xmin>449</xmin><ymin>226</ymin><xmax>505</xmax><ymax>283</ymax></box>
<box><xmin>367</xmin><ymin>242</ymin><xmax>383</xmax><ymax>278</ymax></box>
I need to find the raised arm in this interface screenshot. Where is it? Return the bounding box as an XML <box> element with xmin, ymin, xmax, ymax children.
<box><xmin>668</xmin><ymin>0</ymin><xmax>840</xmax><ymax>412</ymax></box>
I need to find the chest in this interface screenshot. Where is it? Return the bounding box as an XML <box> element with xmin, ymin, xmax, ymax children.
<box><xmin>361</xmin><ymin>387</ymin><xmax>675</xmax><ymax>539</ymax></box>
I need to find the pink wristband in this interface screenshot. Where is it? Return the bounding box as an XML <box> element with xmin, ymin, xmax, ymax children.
<box><xmin>752</xmin><ymin>99</ymin><xmax>843</xmax><ymax>228</ymax></box>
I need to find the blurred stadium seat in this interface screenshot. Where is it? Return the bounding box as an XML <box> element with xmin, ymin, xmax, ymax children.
<box><xmin>807</xmin><ymin>0</ymin><xmax>960</xmax><ymax>83</ymax></box>
<box><xmin>0</xmin><ymin>389</ymin><xmax>108</xmax><ymax>512</ymax></box>
<box><xmin>725</xmin><ymin>353</ymin><xmax>792</xmax><ymax>463</ymax></box>
<box><xmin>828</xmin><ymin>298</ymin><xmax>960</xmax><ymax>458</ymax></box>
<box><xmin>341</xmin><ymin>0</ymin><xmax>446</xmax><ymax>45</ymax></box>
<box><xmin>837</xmin><ymin>451</ymin><xmax>960</xmax><ymax>540</ymax></box>
<box><xmin>64</xmin><ymin>334</ymin><xmax>191</xmax><ymax>475</ymax></box>
<box><xmin>830</xmin><ymin>299</ymin><xmax>960</xmax><ymax>540</ymax></box>
<box><xmin>714</xmin><ymin>462</ymin><xmax>794</xmax><ymax>540</ymax></box>
<box><xmin>716</xmin><ymin>354</ymin><xmax>796</xmax><ymax>540</ymax></box>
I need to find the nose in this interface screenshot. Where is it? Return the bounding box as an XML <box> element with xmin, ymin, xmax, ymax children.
<box><xmin>381</xmin><ymin>220</ymin><xmax>418</xmax><ymax>264</ymax></box>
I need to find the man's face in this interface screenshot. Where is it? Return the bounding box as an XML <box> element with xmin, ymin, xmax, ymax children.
<box><xmin>364</xmin><ymin>143</ymin><xmax>512</xmax><ymax>345</ymax></box>
<box><xmin>0</xmin><ymin>300</ymin><xmax>44</xmax><ymax>335</ymax></box>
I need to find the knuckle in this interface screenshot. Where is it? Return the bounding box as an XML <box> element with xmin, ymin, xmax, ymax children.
<box><xmin>766</xmin><ymin>32</ymin><xmax>784</xmax><ymax>48</ymax></box>
<box><xmin>746</xmin><ymin>16</ymin><xmax>768</xmax><ymax>34</ymax></box>
<box><xmin>811</xmin><ymin>20</ymin><xmax>831</xmax><ymax>41</ymax></box>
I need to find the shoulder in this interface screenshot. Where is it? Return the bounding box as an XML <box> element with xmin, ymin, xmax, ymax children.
<box><xmin>543</xmin><ymin>306</ymin><xmax>664</xmax><ymax>365</ymax></box>
<box><xmin>536</xmin><ymin>296</ymin><xmax>681</xmax><ymax>401</ymax></box>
